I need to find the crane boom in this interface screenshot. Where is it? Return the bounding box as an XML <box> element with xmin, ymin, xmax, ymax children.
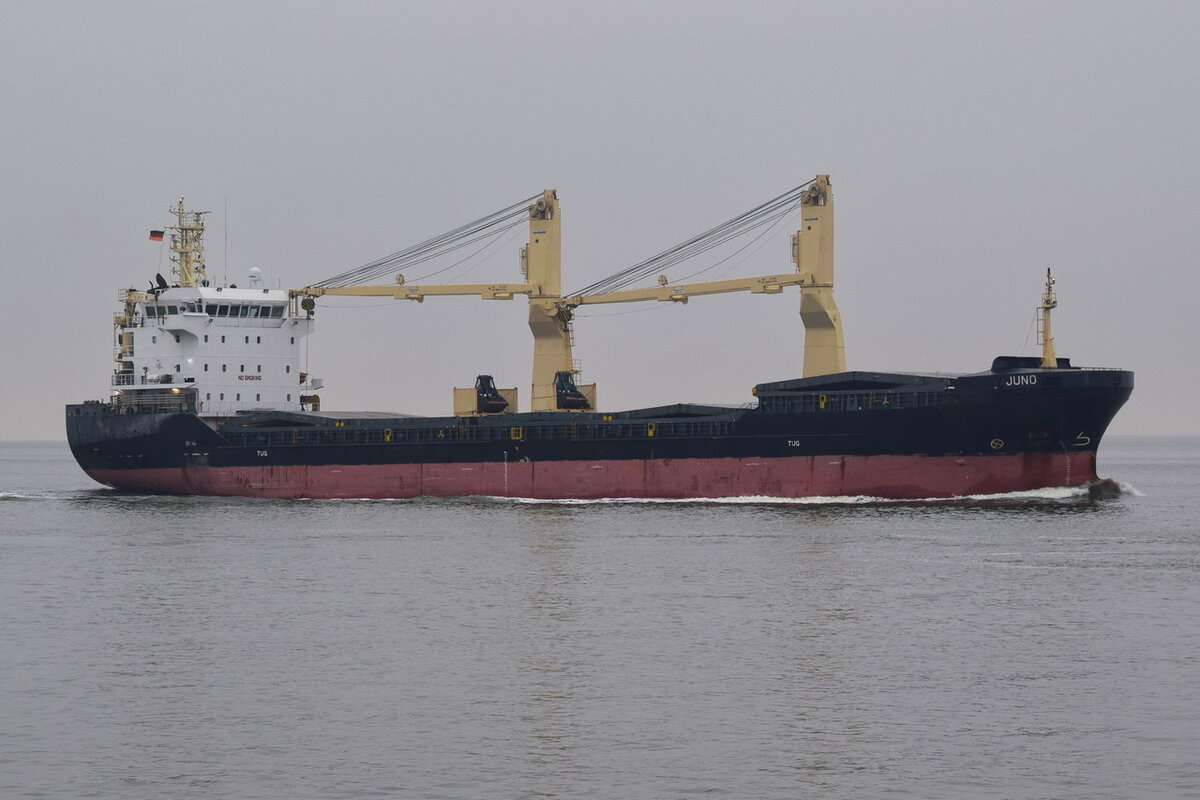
<box><xmin>291</xmin><ymin>282</ymin><xmax>535</xmax><ymax>302</ymax></box>
<box><xmin>564</xmin><ymin>273</ymin><xmax>828</xmax><ymax>307</ymax></box>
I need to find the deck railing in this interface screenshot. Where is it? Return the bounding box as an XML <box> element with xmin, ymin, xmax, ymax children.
<box><xmin>109</xmin><ymin>389</ymin><xmax>196</xmax><ymax>413</ymax></box>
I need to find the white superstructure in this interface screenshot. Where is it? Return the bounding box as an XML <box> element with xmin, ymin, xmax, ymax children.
<box><xmin>110</xmin><ymin>199</ymin><xmax>318</xmax><ymax>417</ymax></box>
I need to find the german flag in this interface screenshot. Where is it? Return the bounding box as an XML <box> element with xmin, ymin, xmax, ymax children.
<box><xmin>149</xmin><ymin>230</ymin><xmax>164</xmax><ymax>242</ymax></box>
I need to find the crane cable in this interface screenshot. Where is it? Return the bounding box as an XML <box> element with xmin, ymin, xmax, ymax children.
<box><xmin>310</xmin><ymin>193</ymin><xmax>540</xmax><ymax>288</ymax></box>
<box><xmin>568</xmin><ymin>179</ymin><xmax>815</xmax><ymax>298</ymax></box>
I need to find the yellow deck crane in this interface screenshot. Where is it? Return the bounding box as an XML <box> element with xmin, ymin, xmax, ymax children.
<box><xmin>290</xmin><ymin>175</ymin><xmax>846</xmax><ymax>414</ymax></box>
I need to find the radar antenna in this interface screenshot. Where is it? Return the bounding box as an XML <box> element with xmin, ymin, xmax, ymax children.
<box><xmin>167</xmin><ymin>198</ymin><xmax>211</xmax><ymax>287</ymax></box>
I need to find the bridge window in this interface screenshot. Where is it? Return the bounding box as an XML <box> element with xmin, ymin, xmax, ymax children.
<box><xmin>217</xmin><ymin>305</ymin><xmax>229</xmax><ymax>316</ymax></box>
<box><xmin>206</xmin><ymin>304</ymin><xmax>217</xmax><ymax>315</ymax></box>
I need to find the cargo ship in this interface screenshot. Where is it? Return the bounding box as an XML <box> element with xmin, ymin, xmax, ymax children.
<box><xmin>66</xmin><ymin>177</ymin><xmax>1133</xmax><ymax>499</ymax></box>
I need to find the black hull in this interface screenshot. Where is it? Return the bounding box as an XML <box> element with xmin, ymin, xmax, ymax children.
<box><xmin>66</xmin><ymin>360</ymin><xmax>1133</xmax><ymax>499</ymax></box>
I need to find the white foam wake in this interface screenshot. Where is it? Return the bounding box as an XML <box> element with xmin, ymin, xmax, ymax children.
<box><xmin>483</xmin><ymin>483</ymin><xmax>1117</xmax><ymax>506</ymax></box>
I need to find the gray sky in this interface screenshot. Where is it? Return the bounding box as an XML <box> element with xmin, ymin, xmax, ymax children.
<box><xmin>2</xmin><ymin>0</ymin><xmax>1196</xmax><ymax>440</ymax></box>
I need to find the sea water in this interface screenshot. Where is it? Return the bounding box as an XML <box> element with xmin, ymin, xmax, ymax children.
<box><xmin>1</xmin><ymin>437</ymin><xmax>1197</xmax><ymax>799</ymax></box>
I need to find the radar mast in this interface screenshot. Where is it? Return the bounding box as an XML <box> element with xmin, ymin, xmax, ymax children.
<box><xmin>168</xmin><ymin>198</ymin><xmax>211</xmax><ymax>287</ymax></box>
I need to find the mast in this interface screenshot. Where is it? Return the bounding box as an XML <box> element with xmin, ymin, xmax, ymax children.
<box><xmin>1038</xmin><ymin>268</ymin><xmax>1058</xmax><ymax>368</ymax></box>
<box><xmin>523</xmin><ymin>190</ymin><xmax>577</xmax><ymax>412</ymax></box>
<box><xmin>168</xmin><ymin>198</ymin><xmax>211</xmax><ymax>287</ymax></box>
<box><xmin>795</xmin><ymin>175</ymin><xmax>846</xmax><ymax>377</ymax></box>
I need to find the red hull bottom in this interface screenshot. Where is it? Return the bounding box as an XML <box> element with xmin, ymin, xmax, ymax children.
<box><xmin>84</xmin><ymin>452</ymin><xmax>1101</xmax><ymax>500</ymax></box>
